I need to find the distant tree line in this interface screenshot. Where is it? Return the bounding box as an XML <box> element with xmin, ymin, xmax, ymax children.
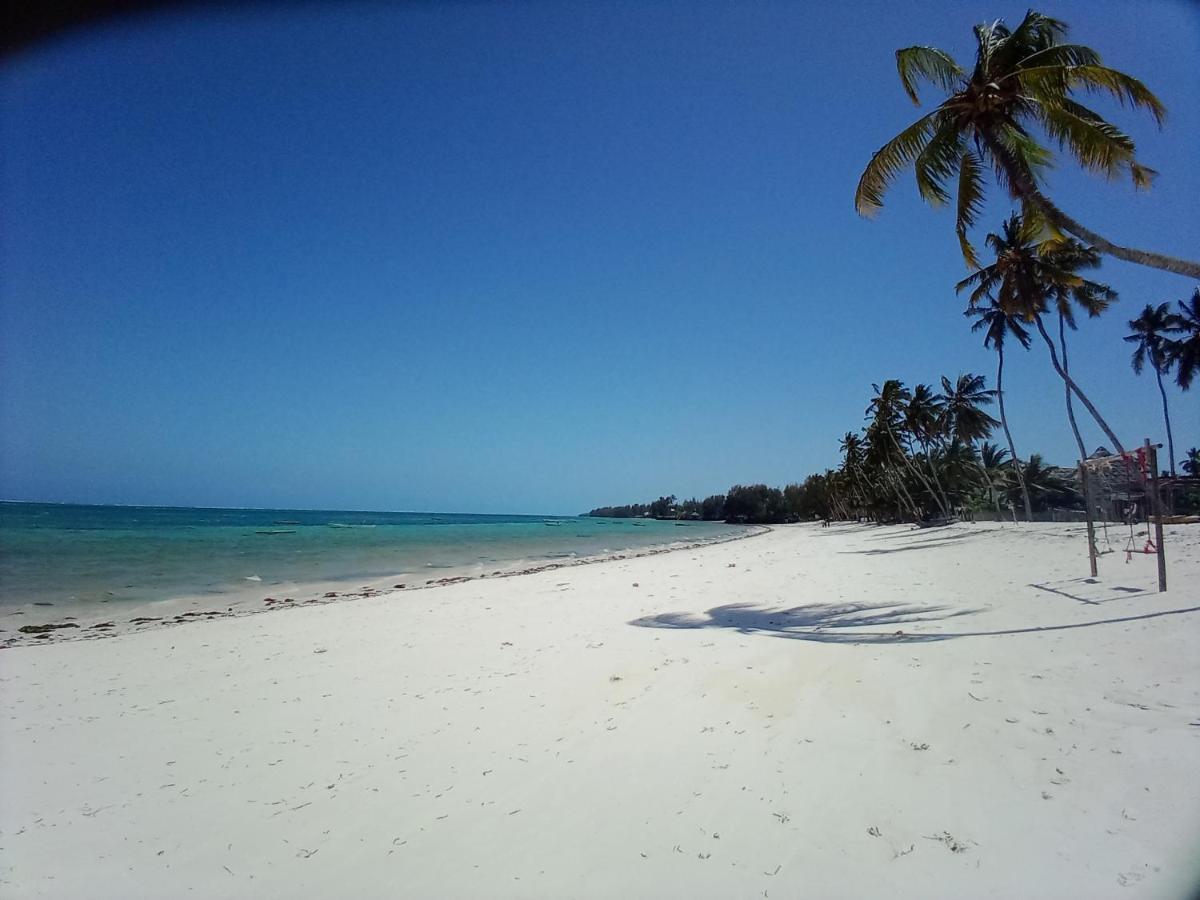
<box><xmin>586</xmin><ymin>369</ymin><xmax>1096</xmax><ymax>525</ymax></box>
<box><xmin>588</xmin><ymin>485</ymin><xmax>833</xmax><ymax>525</ymax></box>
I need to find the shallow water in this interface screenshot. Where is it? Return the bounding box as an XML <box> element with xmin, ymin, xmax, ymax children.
<box><xmin>0</xmin><ymin>503</ymin><xmax>742</xmax><ymax>607</ymax></box>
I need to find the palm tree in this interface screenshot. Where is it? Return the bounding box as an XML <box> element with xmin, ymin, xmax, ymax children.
<box><xmin>932</xmin><ymin>439</ymin><xmax>983</xmax><ymax>509</ymax></box>
<box><xmin>1125</xmin><ymin>303</ymin><xmax>1177</xmax><ymax>475</ymax></box>
<box><xmin>977</xmin><ymin>442</ymin><xmax>1014</xmax><ymax>514</ymax></box>
<box><xmin>939</xmin><ymin>373</ymin><xmax>1002</xmax><ymax>514</ymax></box>
<box><xmin>855</xmin><ymin>10</ymin><xmax>1199</xmax><ymax>278</ymax></box>
<box><xmin>957</xmin><ymin>214</ymin><xmax>1125</xmax><ymax>457</ymax></box>
<box><xmin>862</xmin><ymin>421</ymin><xmax>921</xmax><ymax>520</ymax></box>
<box><xmin>867</xmin><ymin>380</ymin><xmax>949</xmax><ymax>517</ymax></box>
<box><xmin>967</xmin><ymin>298</ymin><xmax>1034</xmax><ymax>520</ymax></box>
<box><xmin>1164</xmin><ymin>289</ymin><xmax>1200</xmax><ymax>390</ymax></box>
<box><xmin>1020</xmin><ymin>454</ymin><xmax>1078</xmax><ymax>510</ymax></box>
<box><xmin>838</xmin><ymin>431</ymin><xmax>871</xmax><ymax>515</ymax></box>
<box><xmin>1182</xmin><ymin>448</ymin><xmax>1199</xmax><ymax>477</ymax></box>
<box><xmin>940</xmin><ymin>373</ymin><xmax>999</xmax><ymax>444</ymax></box>
<box><xmin>903</xmin><ymin>384</ymin><xmax>953</xmax><ymax>512</ymax></box>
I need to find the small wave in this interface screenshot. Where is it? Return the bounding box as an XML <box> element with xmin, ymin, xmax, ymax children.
<box><xmin>244</xmin><ymin>575</ymin><xmax>262</xmax><ymax>582</ymax></box>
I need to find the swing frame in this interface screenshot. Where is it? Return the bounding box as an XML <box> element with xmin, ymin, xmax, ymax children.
<box><xmin>1079</xmin><ymin>439</ymin><xmax>1168</xmax><ymax>592</ymax></box>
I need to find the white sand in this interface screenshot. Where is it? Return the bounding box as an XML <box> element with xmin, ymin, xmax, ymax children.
<box><xmin>2</xmin><ymin>522</ymin><xmax>1198</xmax><ymax>898</ymax></box>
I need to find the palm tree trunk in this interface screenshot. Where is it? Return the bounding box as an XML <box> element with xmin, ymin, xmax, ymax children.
<box><xmin>966</xmin><ymin>443</ymin><xmax>1000</xmax><ymax>516</ymax></box>
<box><xmin>885</xmin><ymin>466</ymin><xmax>921</xmax><ymax>520</ymax></box>
<box><xmin>852</xmin><ymin>469</ymin><xmax>881</xmax><ymax>520</ymax></box>
<box><xmin>1026</xmin><ymin>188</ymin><xmax>1200</xmax><ymax>280</ymax></box>
<box><xmin>975</xmin><ymin>455</ymin><xmax>1000</xmax><ymax>516</ymax></box>
<box><xmin>979</xmin><ymin>132</ymin><xmax>1200</xmax><ymax>279</ymax></box>
<box><xmin>887</xmin><ymin>424</ymin><xmax>948</xmax><ymax>517</ymax></box>
<box><xmin>915</xmin><ymin>437</ymin><xmax>954</xmax><ymax>514</ymax></box>
<box><xmin>1058</xmin><ymin>313</ymin><xmax>1089</xmax><ymax>461</ymax></box>
<box><xmin>997</xmin><ymin>346</ymin><xmax>1034</xmax><ymax>521</ymax></box>
<box><xmin>1154</xmin><ymin>363</ymin><xmax>1177</xmax><ymax>477</ymax></box>
<box><xmin>1034</xmin><ymin>315</ymin><xmax>1127</xmax><ymax>456</ymax></box>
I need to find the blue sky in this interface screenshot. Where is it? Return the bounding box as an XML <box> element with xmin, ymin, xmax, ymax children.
<box><xmin>2</xmin><ymin>0</ymin><xmax>1197</xmax><ymax>514</ymax></box>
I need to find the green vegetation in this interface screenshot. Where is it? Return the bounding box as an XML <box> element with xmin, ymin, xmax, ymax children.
<box><xmin>958</xmin><ymin>213</ymin><xmax>1123</xmax><ymax>456</ymax></box>
<box><xmin>1125</xmin><ymin>302</ymin><xmax>1178</xmax><ymax>475</ymax></box>
<box><xmin>593</xmin><ymin>11</ymin><xmax>1197</xmax><ymax>527</ymax></box>
<box><xmin>1163</xmin><ymin>290</ymin><xmax>1199</xmax><ymax>391</ymax></box>
<box><xmin>1183</xmin><ymin>449</ymin><xmax>1200</xmax><ymax>478</ymax></box>
<box><xmin>855</xmin><ymin>10</ymin><xmax>1200</xmax><ymax>278</ymax></box>
<box><xmin>588</xmin><ymin>373</ymin><xmax>1079</xmax><ymax>524</ymax></box>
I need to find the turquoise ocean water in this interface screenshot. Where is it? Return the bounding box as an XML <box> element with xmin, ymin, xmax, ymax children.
<box><xmin>0</xmin><ymin>502</ymin><xmax>743</xmax><ymax>608</ymax></box>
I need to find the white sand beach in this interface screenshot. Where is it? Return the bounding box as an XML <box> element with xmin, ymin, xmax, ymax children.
<box><xmin>2</xmin><ymin>521</ymin><xmax>1198</xmax><ymax>898</ymax></box>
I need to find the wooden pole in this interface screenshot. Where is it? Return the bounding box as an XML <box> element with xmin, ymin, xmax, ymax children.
<box><xmin>1079</xmin><ymin>462</ymin><xmax>1098</xmax><ymax>578</ymax></box>
<box><xmin>1146</xmin><ymin>439</ymin><xmax>1167</xmax><ymax>592</ymax></box>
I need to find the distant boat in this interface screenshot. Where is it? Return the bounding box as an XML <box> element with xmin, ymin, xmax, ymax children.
<box><xmin>543</xmin><ymin>521</ymin><xmax>562</xmax><ymax>526</ymax></box>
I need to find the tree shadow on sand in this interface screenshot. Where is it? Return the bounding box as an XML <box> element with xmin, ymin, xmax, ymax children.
<box><xmin>629</xmin><ymin>601</ymin><xmax>1200</xmax><ymax>645</ymax></box>
<box><xmin>840</xmin><ymin>535</ymin><xmax>974</xmax><ymax>556</ymax></box>
<box><xmin>630</xmin><ymin>601</ymin><xmax>977</xmax><ymax>644</ymax></box>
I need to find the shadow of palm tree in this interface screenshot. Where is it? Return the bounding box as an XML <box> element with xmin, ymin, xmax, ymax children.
<box><xmin>859</xmin><ymin>527</ymin><xmax>964</xmax><ymax>543</ymax></box>
<box><xmin>841</xmin><ymin>537</ymin><xmax>974</xmax><ymax>556</ymax></box>
<box><xmin>630</xmin><ymin>601</ymin><xmax>978</xmax><ymax>644</ymax></box>
<box><xmin>629</xmin><ymin>601</ymin><xmax>1200</xmax><ymax>645</ymax></box>
<box><xmin>840</xmin><ymin>531</ymin><xmax>981</xmax><ymax>555</ymax></box>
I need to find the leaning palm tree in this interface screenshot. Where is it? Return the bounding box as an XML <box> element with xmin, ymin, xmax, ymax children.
<box><xmin>1164</xmin><ymin>289</ymin><xmax>1200</xmax><ymax>390</ymax></box>
<box><xmin>862</xmin><ymin>421</ymin><xmax>921</xmax><ymax>520</ymax></box>
<box><xmin>1125</xmin><ymin>303</ymin><xmax>1178</xmax><ymax>475</ymax></box>
<box><xmin>957</xmin><ymin>214</ymin><xmax>1125</xmax><ymax>457</ymax></box>
<box><xmin>967</xmin><ymin>298</ymin><xmax>1034</xmax><ymax>520</ymax></box>
<box><xmin>903</xmin><ymin>384</ymin><xmax>953</xmax><ymax>512</ymax></box>
<box><xmin>855</xmin><ymin>10</ymin><xmax>1199</xmax><ymax>278</ymax></box>
<box><xmin>839</xmin><ymin>431</ymin><xmax>882</xmax><ymax>516</ymax></box>
<box><xmin>867</xmin><ymin>380</ymin><xmax>949</xmax><ymax>517</ymax></box>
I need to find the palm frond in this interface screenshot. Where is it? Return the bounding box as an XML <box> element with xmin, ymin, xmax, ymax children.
<box><xmin>895</xmin><ymin>46</ymin><xmax>963</xmax><ymax>105</ymax></box>
<box><xmin>955</xmin><ymin>150</ymin><xmax>986</xmax><ymax>268</ymax></box>
<box><xmin>1071</xmin><ymin>281</ymin><xmax>1116</xmax><ymax>317</ymax></box>
<box><xmin>1130</xmin><ymin>161</ymin><xmax>1158</xmax><ymax>190</ymax></box>
<box><xmin>973</xmin><ymin>20</ymin><xmax>1008</xmax><ymax>77</ymax></box>
<box><xmin>1127</xmin><ymin>337</ymin><xmax>1147</xmax><ymax>374</ymax></box>
<box><xmin>984</xmin><ymin>125</ymin><xmax>1053</xmax><ymax>196</ymax></box>
<box><xmin>1018</xmin><ymin>197</ymin><xmax>1060</xmax><ymax>243</ymax></box>
<box><xmin>1006</xmin><ymin>42</ymin><xmax>1100</xmax><ymax>76</ymax></box>
<box><xmin>1019</xmin><ymin>65</ymin><xmax>1166</xmax><ymax>125</ymax></box>
<box><xmin>1029</xmin><ymin>97</ymin><xmax>1137</xmax><ymax>180</ymax></box>
<box><xmin>855</xmin><ymin>112</ymin><xmax>940</xmax><ymax>215</ymax></box>
<box><xmin>1006</xmin><ymin>10</ymin><xmax>1069</xmax><ymax>52</ymax></box>
<box><xmin>1008</xmin><ymin>313</ymin><xmax>1033</xmax><ymax>348</ymax></box>
<box><xmin>913</xmin><ymin>117</ymin><xmax>965</xmax><ymax>205</ymax></box>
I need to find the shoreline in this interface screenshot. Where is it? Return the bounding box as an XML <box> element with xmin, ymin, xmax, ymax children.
<box><xmin>0</xmin><ymin>523</ymin><xmax>770</xmax><ymax>650</ymax></box>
